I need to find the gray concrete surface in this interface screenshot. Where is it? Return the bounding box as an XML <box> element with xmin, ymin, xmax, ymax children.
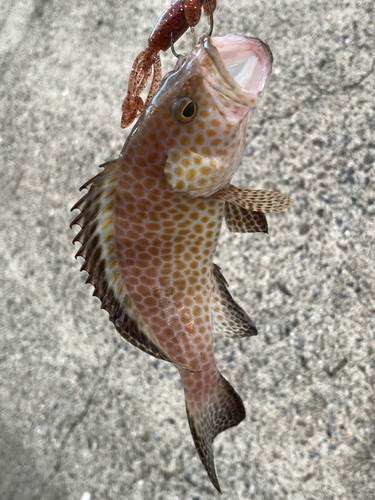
<box><xmin>1</xmin><ymin>0</ymin><xmax>374</xmax><ymax>499</ymax></box>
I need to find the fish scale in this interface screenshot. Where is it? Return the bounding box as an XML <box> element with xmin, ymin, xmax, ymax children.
<box><xmin>72</xmin><ymin>33</ymin><xmax>291</xmax><ymax>492</ymax></box>
<box><xmin>114</xmin><ymin>147</ymin><xmax>224</xmax><ymax>372</ymax></box>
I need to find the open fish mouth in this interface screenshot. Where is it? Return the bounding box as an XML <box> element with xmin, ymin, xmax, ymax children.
<box><xmin>212</xmin><ymin>35</ymin><xmax>273</xmax><ymax>94</ymax></box>
<box><xmin>200</xmin><ymin>34</ymin><xmax>273</xmax><ymax>106</ymax></box>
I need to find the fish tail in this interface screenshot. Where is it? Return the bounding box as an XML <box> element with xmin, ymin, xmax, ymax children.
<box><xmin>184</xmin><ymin>373</ymin><xmax>245</xmax><ymax>492</ymax></box>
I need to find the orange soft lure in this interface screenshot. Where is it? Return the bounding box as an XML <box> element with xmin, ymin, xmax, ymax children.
<box><xmin>121</xmin><ymin>0</ymin><xmax>216</xmax><ymax>129</ymax></box>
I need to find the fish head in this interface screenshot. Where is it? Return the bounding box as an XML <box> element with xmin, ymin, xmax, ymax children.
<box><xmin>150</xmin><ymin>34</ymin><xmax>272</xmax><ymax>197</ymax></box>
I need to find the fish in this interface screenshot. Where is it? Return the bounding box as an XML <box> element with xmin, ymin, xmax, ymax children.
<box><xmin>71</xmin><ymin>33</ymin><xmax>291</xmax><ymax>492</ymax></box>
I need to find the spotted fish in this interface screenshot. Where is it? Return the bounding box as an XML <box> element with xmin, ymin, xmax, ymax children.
<box><xmin>71</xmin><ymin>34</ymin><xmax>291</xmax><ymax>492</ymax></box>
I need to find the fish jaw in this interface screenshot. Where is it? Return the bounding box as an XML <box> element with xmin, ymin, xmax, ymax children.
<box><xmin>171</xmin><ymin>33</ymin><xmax>273</xmax><ymax>109</ymax></box>
<box><xmin>209</xmin><ymin>34</ymin><xmax>273</xmax><ymax>100</ymax></box>
<box><xmin>153</xmin><ymin>34</ymin><xmax>273</xmax><ymax>198</ymax></box>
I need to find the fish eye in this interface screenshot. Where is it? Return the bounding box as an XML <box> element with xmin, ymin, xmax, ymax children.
<box><xmin>171</xmin><ymin>98</ymin><xmax>198</xmax><ymax>123</ymax></box>
<box><xmin>181</xmin><ymin>101</ymin><xmax>196</xmax><ymax>119</ymax></box>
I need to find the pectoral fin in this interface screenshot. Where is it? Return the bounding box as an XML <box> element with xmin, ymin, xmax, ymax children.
<box><xmin>164</xmin><ymin>148</ymin><xmax>230</xmax><ymax>198</ymax></box>
<box><xmin>213</xmin><ymin>184</ymin><xmax>292</xmax><ymax>213</ymax></box>
<box><xmin>224</xmin><ymin>202</ymin><xmax>268</xmax><ymax>233</ymax></box>
<box><xmin>212</xmin><ymin>264</ymin><xmax>257</xmax><ymax>338</ymax></box>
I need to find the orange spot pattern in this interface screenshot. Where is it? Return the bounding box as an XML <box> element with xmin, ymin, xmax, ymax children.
<box><xmin>163</xmin><ymin>73</ymin><xmax>249</xmax><ymax>198</ymax></box>
<box><xmin>113</xmin><ymin>100</ymin><xmax>226</xmax><ymax>387</ymax></box>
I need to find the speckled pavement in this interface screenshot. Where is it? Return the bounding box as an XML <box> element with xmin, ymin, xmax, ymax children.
<box><xmin>0</xmin><ymin>1</ymin><xmax>374</xmax><ymax>499</ymax></box>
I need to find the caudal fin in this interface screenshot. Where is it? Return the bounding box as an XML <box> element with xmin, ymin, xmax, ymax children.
<box><xmin>185</xmin><ymin>374</ymin><xmax>245</xmax><ymax>492</ymax></box>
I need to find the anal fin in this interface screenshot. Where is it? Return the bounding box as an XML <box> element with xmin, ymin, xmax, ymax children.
<box><xmin>212</xmin><ymin>264</ymin><xmax>257</xmax><ymax>338</ymax></box>
<box><xmin>213</xmin><ymin>184</ymin><xmax>292</xmax><ymax>213</ymax></box>
<box><xmin>224</xmin><ymin>201</ymin><xmax>268</xmax><ymax>233</ymax></box>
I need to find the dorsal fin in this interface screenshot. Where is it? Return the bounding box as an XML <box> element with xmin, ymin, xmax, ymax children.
<box><xmin>71</xmin><ymin>160</ymin><xmax>179</xmax><ymax>365</ymax></box>
<box><xmin>212</xmin><ymin>184</ymin><xmax>292</xmax><ymax>213</ymax></box>
<box><xmin>212</xmin><ymin>264</ymin><xmax>257</xmax><ymax>338</ymax></box>
<box><xmin>224</xmin><ymin>202</ymin><xmax>268</xmax><ymax>233</ymax></box>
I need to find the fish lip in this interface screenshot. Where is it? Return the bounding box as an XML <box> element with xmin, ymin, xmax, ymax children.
<box><xmin>199</xmin><ymin>33</ymin><xmax>273</xmax><ymax>104</ymax></box>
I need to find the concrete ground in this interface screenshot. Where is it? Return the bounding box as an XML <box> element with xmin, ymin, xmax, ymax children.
<box><xmin>0</xmin><ymin>0</ymin><xmax>374</xmax><ymax>499</ymax></box>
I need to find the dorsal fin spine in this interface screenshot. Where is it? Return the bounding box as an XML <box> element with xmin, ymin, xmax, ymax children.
<box><xmin>71</xmin><ymin>159</ymin><xmax>193</xmax><ymax>368</ymax></box>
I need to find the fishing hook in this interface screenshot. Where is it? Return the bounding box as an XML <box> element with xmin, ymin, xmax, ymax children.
<box><xmin>171</xmin><ymin>0</ymin><xmax>215</xmax><ymax>59</ymax></box>
<box><xmin>206</xmin><ymin>0</ymin><xmax>214</xmax><ymax>37</ymax></box>
<box><xmin>170</xmin><ymin>30</ymin><xmax>182</xmax><ymax>58</ymax></box>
